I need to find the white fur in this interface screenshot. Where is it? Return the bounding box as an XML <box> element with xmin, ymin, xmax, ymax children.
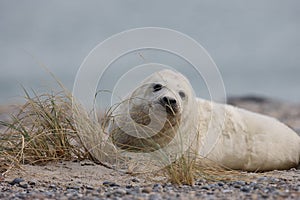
<box><xmin>196</xmin><ymin>98</ymin><xmax>300</xmax><ymax>171</ymax></box>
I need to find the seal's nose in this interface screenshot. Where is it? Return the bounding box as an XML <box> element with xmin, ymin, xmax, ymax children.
<box><xmin>162</xmin><ymin>96</ymin><xmax>177</xmax><ymax>106</ymax></box>
<box><xmin>160</xmin><ymin>96</ymin><xmax>178</xmax><ymax>114</ymax></box>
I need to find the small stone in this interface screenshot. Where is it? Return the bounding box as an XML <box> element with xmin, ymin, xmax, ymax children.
<box><xmin>85</xmin><ymin>185</ymin><xmax>94</xmax><ymax>190</ymax></box>
<box><xmin>19</xmin><ymin>183</ymin><xmax>28</xmax><ymax>189</ymax></box>
<box><xmin>28</xmin><ymin>180</ymin><xmax>36</xmax><ymax>186</ymax></box>
<box><xmin>16</xmin><ymin>193</ymin><xmax>26</xmax><ymax>198</ymax></box>
<box><xmin>201</xmin><ymin>185</ymin><xmax>210</xmax><ymax>190</ymax></box>
<box><xmin>235</xmin><ymin>181</ymin><xmax>246</xmax><ymax>186</ymax></box>
<box><xmin>217</xmin><ymin>182</ymin><xmax>224</xmax><ymax>187</ymax></box>
<box><xmin>222</xmin><ymin>189</ymin><xmax>233</xmax><ymax>193</ymax></box>
<box><xmin>44</xmin><ymin>191</ymin><xmax>54</xmax><ymax>197</ymax></box>
<box><xmin>41</xmin><ymin>183</ymin><xmax>47</xmax><ymax>187</ymax></box>
<box><xmin>142</xmin><ymin>186</ymin><xmax>152</xmax><ymax>193</ymax></box>
<box><xmin>49</xmin><ymin>184</ymin><xmax>57</xmax><ymax>189</ymax></box>
<box><xmin>125</xmin><ymin>188</ymin><xmax>134</xmax><ymax>195</ymax></box>
<box><xmin>260</xmin><ymin>193</ymin><xmax>269</xmax><ymax>199</ymax></box>
<box><xmin>9</xmin><ymin>178</ymin><xmax>24</xmax><ymax>185</ymax></box>
<box><xmin>249</xmin><ymin>182</ymin><xmax>256</xmax><ymax>187</ymax></box>
<box><xmin>257</xmin><ymin>177</ymin><xmax>268</xmax><ymax>182</ymax></box>
<box><xmin>153</xmin><ymin>183</ymin><xmax>163</xmax><ymax>192</ymax></box>
<box><xmin>240</xmin><ymin>186</ymin><xmax>251</xmax><ymax>193</ymax></box>
<box><xmin>0</xmin><ymin>174</ymin><xmax>4</xmax><ymax>182</ymax></box>
<box><xmin>80</xmin><ymin>160</ymin><xmax>95</xmax><ymax>166</ymax></box>
<box><xmin>96</xmin><ymin>188</ymin><xmax>102</xmax><ymax>193</ymax></box>
<box><xmin>131</xmin><ymin>178</ymin><xmax>140</xmax><ymax>183</ymax></box>
<box><xmin>252</xmin><ymin>183</ymin><xmax>260</xmax><ymax>190</ymax></box>
<box><xmin>66</xmin><ymin>185</ymin><xmax>80</xmax><ymax>190</ymax></box>
<box><xmin>149</xmin><ymin>193</ymin><xmax>162</xmax><ymax>200</ymax></box>
<box><xmin>132</xmin><ymin>186</ymin><xmax>141</xmax><ymax>193</ymax></box>
<box><xmin>278</xmin><ymin>192</ymin><xmax>289</xmax><ymax>198</ymax></box>
<box><xmin>113</xmin><ymin>188</ymin><xmax>126</xmax><ymax>197</ymax></box>
<box><xmin>269</xmin><ymin>178</ymin><xmax>279</xmax><ymax>183</ymax></box>
<box><xmin>66</xmin><ymin>192</ymin><xmax>73</xmax><ymax>197</ymax></box>
<box><xmin>103</xmin><ymin>181</ymin><xmax>120</xmax><ymax>187</ymax></box>
<box><xmin>164</xmin><ymin>182</ymin><xmax>173</xmax><ymax>187</ymax></box>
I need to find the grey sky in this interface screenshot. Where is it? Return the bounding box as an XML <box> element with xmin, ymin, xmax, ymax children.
<box><xmin>0</xmin><ymin>0</ymin><xmax>299</xmax><ymax>103</ymax></box>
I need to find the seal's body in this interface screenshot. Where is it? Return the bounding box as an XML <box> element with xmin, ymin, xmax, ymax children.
<box><xmin>109</xmin><ymin>69</ymin><xmax>300</xmax><ymax>171</ymax></box>
<box><xmin>197</xmin><ymin>98</ymin><xmax>300</xmax><ymax>171</ymax></box>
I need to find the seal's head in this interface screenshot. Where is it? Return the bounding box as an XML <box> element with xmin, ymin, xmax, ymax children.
<box><xmin>109</xmin><ymin>69</ymin><xmax>197</xmax><ymax>152</ymax></box>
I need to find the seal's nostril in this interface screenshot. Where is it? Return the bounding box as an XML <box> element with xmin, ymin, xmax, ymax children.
<box><xmin>162</xmin><ymin>97</ymin><xmax>168</xmax><ymax>104</ymax></box>
<box><xmin>162</xmin><ymin>96</ymin><xmax>177</xmax><ymax>105</ymax></box>
<box><xmin>169</xmin><ymin>98</ymin><xmax>176</xmax><ymax>105</ymax></box>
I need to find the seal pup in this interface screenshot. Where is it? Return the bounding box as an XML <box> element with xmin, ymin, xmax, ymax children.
<box><xmin>108</xmin><ymin>69</ymin><xmax>300</xmax><ymax>171</ymax></box>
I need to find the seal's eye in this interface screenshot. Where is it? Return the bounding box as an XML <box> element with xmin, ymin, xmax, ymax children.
<box><xmin>153</xmin><ymin>84</ymin><xmax>162</xmax><ymax>92</ymax></box>
<box><xmin>179</xmin><ymin>91</ymin><xmax>186</xmax><ymax>99</ymax></box>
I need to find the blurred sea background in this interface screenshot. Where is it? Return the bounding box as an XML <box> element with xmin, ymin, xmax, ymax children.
<box><xmin>0</xmin><ymin>0</ymin><xmax>300</xmax><ymax>106</ymax></box>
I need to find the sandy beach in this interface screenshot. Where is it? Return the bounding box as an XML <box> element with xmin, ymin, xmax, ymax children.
<box><xmin>1</xmin><ymin>96</ymin><xmax>300</xmax><ymax>199</ymax></box>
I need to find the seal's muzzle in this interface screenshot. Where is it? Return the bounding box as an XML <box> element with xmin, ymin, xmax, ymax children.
<box><xmin>159</xmin><ymin>96</ymin><xmax>178</xmax><ymax>115</ymax></box>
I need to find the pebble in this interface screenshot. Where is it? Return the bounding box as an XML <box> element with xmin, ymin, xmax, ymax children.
<box><xmin>66</xmin><ymin>185</ymin><xmax>80</xmax><ymax>190</ymax></box>
<box><xmin>217</xmin><ymin>182</ymin><xmax>224</xmax><ymax>186</ymax></box>
<box><xmin>85</xmin><ymin>185</ymin><xmax>94</xmax><ymax>190</ymax></box>
<box><xmin>80</xmin><ymin>160</ymin><xmax>95</xmax><ymax>166</ymax></box>
<box><xmin>142</xmin><ymin>186</ymin><xmax>152</xmax><ymax>193</ymax></box>
<box><xmin>149</xmin><ymin>193</ymin><xmax>162</xmax><ymax>200</ymax></box>
<box><xmin>257</xmin><ymin>177</ymin><xmax>268</xmax><ymax>182</ymax></box>
<box><xmin>131</xmin><ymin>177</ymin><xmax>140</xmax><ymax>183</ymax></box>
<box><xmin>240</xmin><ymin>186</ymin><xmax>251</xmax><ymax>193</ymax></box>
<box><xmin>19</xmin><ymin>183</ymin><xmax>28</xmax><ymax>189</ymax></box>
<box><xmin>152</xmin><ymin>183</ymin><xmax>163</xmax><ymax>192</ymax></box>
<box><xmin>9</xmin><ymin>178</ymin><xmax>24</xmax><ymax>185</ymax></box>
<box><xmin>49</xmin><ymin>184</ymin><xmax>57</xmax><ymax>189</ymax></box>
<box><xmin>201</xmin><ymin>185</ymin><xmax>210</xmax><ymax>190</ymax></box>
<box><xmin>235</xmin><ymin>181</ymin><xmax>246</xmax><ymax>186</ymax></box>
<box><xmin>102</xmin><ymin>181</ymin><xmax>120</xmax><ymax>187</ymax></box>
<box><xmin>113</xmin><ymin>188</ymin><xmax>127</xmax><ymax>196</ymax></box>
<box><xmin>28</xmin><ymin>180</ymin><xmax>36</xmax><ymax>186</ymax></box>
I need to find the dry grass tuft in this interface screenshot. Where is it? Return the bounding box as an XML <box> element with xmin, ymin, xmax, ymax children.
<box><xmin>0</xmin><ymin>89</ymin><xmax>90</xmax><ymax>175</ymax></box>
<box><xmin>165</xmin><ymin>155</ymin><xmax>196</xmax><ymax>185</ymax></box>
<box><xmin>165</xmin><ymin>154</ymin><xmax>252</xmax><ymax>185</ymax></box>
